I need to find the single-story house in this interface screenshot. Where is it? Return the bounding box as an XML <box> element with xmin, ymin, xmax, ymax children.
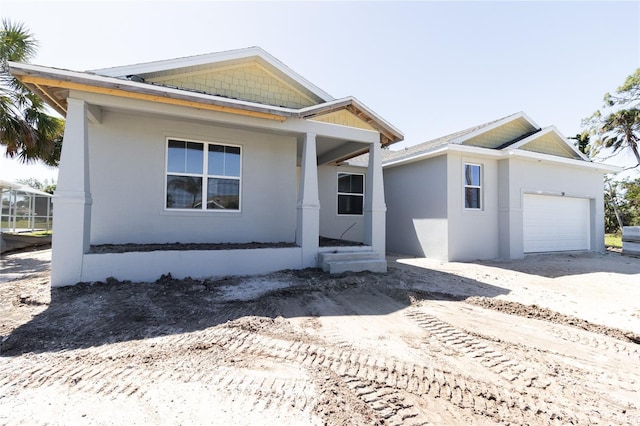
<box><xmin>9</xmin><ymin>47</ymin><xmax>403</xmax><ymax>286</ymax></box>
<box><xmin>366</xmin><ymin>112</ymin><xmax>620</xmax><ymax>261</ymax></box>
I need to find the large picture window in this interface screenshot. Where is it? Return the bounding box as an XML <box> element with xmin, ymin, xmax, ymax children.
<box><xmin>464</xmin><ymin>163</ymin><xmax>482</xmax><ymax>210</ymax></box>
<box><xmin>337</xmin><ymin>173</ymin><xmax>364</xmax><ymax>215</ymax></box>
<box><xmin>166</xmin><ymin>138</ymin><xmax>241</xmax><ymax>210</ymax></box>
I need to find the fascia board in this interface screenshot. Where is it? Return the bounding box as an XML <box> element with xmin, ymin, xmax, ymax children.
<box><xmin>383</xmin><ymin>146</ymin><xmax>449</xmax><ymax>168</ymax></box>
<box><xmin>88</xmin><ymin>47</ymin><xmax>334</xmax><ymax>102</ymax></box>
<box><xmin>507</xmin><ymin>149</ymin><xmax>622</xmax><ymax>173</ymax></box>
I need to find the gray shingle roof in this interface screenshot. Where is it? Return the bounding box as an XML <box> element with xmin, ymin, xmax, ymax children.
<box><xmin>348</xmin><ymin>113</ymin><xmax>517</xmax><ymax>166</ymax></box>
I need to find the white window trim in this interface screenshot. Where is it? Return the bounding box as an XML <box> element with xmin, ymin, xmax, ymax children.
<box><xmin>337</xmin><ymin>172</ymin><xmax>365</xmax><ymax>216</ymax></box>
<box><xmin>164</xmin><ymin>137</ymin><xmax>242</xmax><ymax>212</ymax></box>
<box><xmin>463</xmin><ymin>163</ymin><xmax>482</xmax><ymax>211</ymax></box>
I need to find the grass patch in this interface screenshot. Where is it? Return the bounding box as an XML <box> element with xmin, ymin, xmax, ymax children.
<box><xmin>22</xmin><ymin>230</ymin><xmax>52</xmax><ymax>237</ymax></box>
<box><xmin>605</xmin><ymin>233</ymin><xmax>622</xmax><ymax>248</ymax></box>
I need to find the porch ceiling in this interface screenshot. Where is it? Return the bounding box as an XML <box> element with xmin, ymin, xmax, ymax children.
<box><xmin>297</xmin><ymin>136</ymin><xmax>370</xmax><ymax>167</ymax></box>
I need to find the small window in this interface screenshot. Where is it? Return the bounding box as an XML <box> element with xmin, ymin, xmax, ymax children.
<box><xmin>464</xmin><ymin>163</ymin><xmax>482</xmax><ymax>209</ymax></box>
<box><xmin>166</xmin><ymin>138</ymin><xmax>241</xmax><ymax>211</ymax></box>
<box><xmin>337</xmin><ymin>173</ymin><xmax>364</xmax><ymax>215</ymax></box>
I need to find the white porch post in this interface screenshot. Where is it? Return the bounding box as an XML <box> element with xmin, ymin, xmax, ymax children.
<box><xmin>51</xmin><ymin>98</ymin><xmax>92</xmax><ymax>287</ymax></box>
<box><xmin>296</xmin><ymin>133</ymin><xmax>320</xmax><ymax>267</ymax></box>
<box><xmin>364</xmin><ymin>141</ymin><xmax>386</xmax><ymax>256</ymax></box>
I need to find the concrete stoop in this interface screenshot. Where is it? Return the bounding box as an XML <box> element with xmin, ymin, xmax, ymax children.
<box><xmin>318</xmin><ymin>251</ymin><xmax>387</xmax><ymax>274</ymax></box>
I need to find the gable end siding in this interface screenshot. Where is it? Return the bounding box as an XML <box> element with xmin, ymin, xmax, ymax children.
<box><xmin>463</xmin><ymin>120</ymin><xmax>534</xmax><ymax>149</ymax></box>
<box><xmin>310</xmin><ymin>110</ymin><xmax>376</xmax><ymax>131</ymax></box>
<box><xmin>519</xmin><ymin>133</ymin><xmax>581</xmax><ymax>159</ymax></box>
<box><xmin>147</xmin><ymin>63</ymin><xmax>318</xmax><ymax>108</ymax></box>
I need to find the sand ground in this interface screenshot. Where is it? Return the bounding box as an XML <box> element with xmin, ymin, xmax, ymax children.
<box><xmin>1</xmin><ymin>248</ymin><xmax>639</xmax><ymax>425</ymax></box>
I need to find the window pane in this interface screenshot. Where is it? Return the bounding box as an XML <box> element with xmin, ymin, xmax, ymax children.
<box><xmin>166</xmin><ymin>175</ymin><xmax>202</xmax><ymax>209</ymax></box>
<box><xmin>168</xmin><ymin>140</ymin><xmax>203</xmax><ymax>174</ymax></box>
<box><xmin>338</xmin><ymin>174</ymin><xmax>363</xmax><ymax>194</ymax></box>
<box><xmin>465</xmin><ymin>164</ymin><xmax>481</xmax><ymax>186</ymax></box>
<box><xmin>338</xmin><ymin>194</ymin><xmax>363</xmax><ymax>215</ymax></box>
<box><xmin>208</xmin><ymin>145</ymin><xmax>241</xmax><ymax>177</ymax></box>
<box><xmin>208</xmin><ymin>144</ymin><xmax>224</xmax><ymax>176</ymax></box>
<box><xmin>207</xmin><ymin>178</ymin><xmax>240</xmax><ymax>210</ymax></box>
<box><xmin>186</xmin><ymin>142</ymin><xmax>203</xmax><ymax>174</ymax></box>
<box><xmin>225</xmin><ymin>146</ymin><xmax>241</xmax><ymax>177</ymax></box>
<box><xmin>167</xmin><ymin>140</ymin><xmax>185</xmax><ymax>173</ymax></box>
<box><xmin>465</xmin><ymin>187</ymin><xmax>481</xmax><ymax>209</ymax></box>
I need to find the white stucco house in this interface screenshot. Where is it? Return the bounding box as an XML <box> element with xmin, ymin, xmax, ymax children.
<box><xmin>9</xmin><ymin>47</ymin><xmax>403</xmax><ymax>286</ymax></box>
<box><xmin>363</xmin><ymin>112</ymin><xmax>620</xmax><ymax>261</ymax></box>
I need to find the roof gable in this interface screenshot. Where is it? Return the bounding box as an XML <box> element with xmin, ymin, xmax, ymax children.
<box><xmin>309</xmin><ymin>109</ymin><xmax>375</xmax><ymax>131</ymax></box>
<box><xmin>458</xmin><ymin>113</ymin><xmax>539</xmax><ymax>148</ymax></box>
<box><xmin>89</xmin><ymin>47</ymin><xmax>332</xmax><ymax>108</ymax></box>
<box><xmin>508</xmin><ymin>127</ymin><xmax>587</xmax><ymax>160</ymax></box>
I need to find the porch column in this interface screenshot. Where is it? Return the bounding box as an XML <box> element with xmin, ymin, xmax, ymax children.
<box><xmin>296</xmin><ymin>133</ymin><xmax>320</xmax><ymax>267</ymax></box>
<box><xmin>364</xmin><ymin>140</ymin><xmax>386</xmax><ymax>256</ymax></box>
<box><xmin>51</xmin><ymin>98</ymin><xmax>92</xmax><ymax>287</ymax></box>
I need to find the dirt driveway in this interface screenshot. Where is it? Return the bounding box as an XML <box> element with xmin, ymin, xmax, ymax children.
<box><xmin>1</xmin><ymin>248</ymin><xmax>639</xmax><ymax>425</ymax></box>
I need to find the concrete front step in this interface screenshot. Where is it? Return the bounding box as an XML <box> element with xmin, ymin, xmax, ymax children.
<box><xmin>318</xmin><ymin>251</ymin><xmax>387</xmax><ymax>274</ymax></box>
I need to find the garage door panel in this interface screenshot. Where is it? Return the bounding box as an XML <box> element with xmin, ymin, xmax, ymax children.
<box><xmin>523</xmin><ymin>195</ymin><xmax>590</xmax><ymax>253</ymax></box>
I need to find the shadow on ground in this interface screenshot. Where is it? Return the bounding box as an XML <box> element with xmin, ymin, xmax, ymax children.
<box><xmin>1</xmin><ymin>261</ymin><xmax>509</xmax><ymax>356</ymax></box>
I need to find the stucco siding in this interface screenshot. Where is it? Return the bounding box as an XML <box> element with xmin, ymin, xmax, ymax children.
<box><xmin>89</xmin><ymin>110</ymin><xmax>298</xmax><ymax>245</ymax></box>
<box><xmin>501</xmin><ymin>157</ymin><xmax>606</xmax><ymax>255</ymax></box>
<box><xmin>446</xmin><ymin>153</ymin><xmax>500</xmax><ymax>261</ymax></box>
<box><xmin>384</xmin><ymin>156</ymin><xmax>448</xmax><ymax>259</ymax></box>
<box><xmin>318</xmin><ymin>165</ymin><xmax>366</xmax><ymax>243</ymax></box>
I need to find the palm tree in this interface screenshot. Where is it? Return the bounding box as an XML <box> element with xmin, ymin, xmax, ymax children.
<box><xmin>0</xmin><ymin>19</ymin><xmax>64</xmax><ymax>166</ymax></box>
<box><xmin>596</xmin><ymin>108</ymin><xmax>640</xmax><ymax>167</ymax></box>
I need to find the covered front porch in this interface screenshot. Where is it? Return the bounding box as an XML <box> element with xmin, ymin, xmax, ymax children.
<box><xmin>50</xmin><ymin>96</ymin><xmax>392</xmax><ymax>285</ymax></box>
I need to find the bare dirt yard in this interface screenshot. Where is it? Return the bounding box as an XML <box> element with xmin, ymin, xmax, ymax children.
<box><xmin>1</xmin><ymin>248</ymin><xmax>639</xmax><ymax>425</ymax></box>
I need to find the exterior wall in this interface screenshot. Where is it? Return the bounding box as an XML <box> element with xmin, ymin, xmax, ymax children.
<box><xmin>148</xmin><ymin>63</ymin><xmax>316</xmax><ymax>109</ymax></box>
<box><xmin>88</xmin><ymin>110</ymin><xmax>298</xmax><ymax>245</ymax></box>
<box><xmin>383</xmin><ymin>156</ymin><xmax>449</xmax><ymax>259</ymax></box>
<box><xmin>318</xmin><ymin>165</ymin><xmax>366</xmax><ymax>243</ymax></box>
<box><xmin>498</xmin><ymin>157</ymin><xmax>606</xmax><ymax>258</ymax></box>
<box><xmin>80</xmin><ymin>247</ymin><xmax>302</xmax><ymax>282</ymax></box>
<box><xmin>446</xmin><ymin>152</ymin><xmax>500</xmax><ymax>261</ymax></box>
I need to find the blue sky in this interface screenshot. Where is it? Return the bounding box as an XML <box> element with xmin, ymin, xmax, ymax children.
<box><xmin>1</xmin><ymin>0</ymin><xmax>639</xmax><ymax>182</ymax></box>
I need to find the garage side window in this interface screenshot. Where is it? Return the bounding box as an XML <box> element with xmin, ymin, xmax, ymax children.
<box><xmin>166</xmin><ymin>138</ymin><xmax>241</xmax><ymax>211</ymax></box>
<box><xmin>464</xmin><ymin>163</ymin><xmax>482</xmax><ymax>210</ymax></box>
<box><xmin>337</xmin><ymin>173</ymin><xmax>364</xmax><ymax>215</ymax></box>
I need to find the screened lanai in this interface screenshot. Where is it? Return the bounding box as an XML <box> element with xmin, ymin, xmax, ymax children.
<box><xmin>0</xmin><ymin>179</ymin><xmax>53</xmax><ymax>233</ymax></box>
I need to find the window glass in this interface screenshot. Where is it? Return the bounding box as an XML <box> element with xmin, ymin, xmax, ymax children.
<box><xmin>338</xmin><ymin>195</ymin><xmax>364</xmax><ymax>215</ymax></box>
<box><xmin>166</xmin><ymin>139</ymin><xmax>240</xmax><ymax>210</ymax></box>
<box><xmin>166</xmin><ymin>175</ymin><xmax>203</xmax><ymax>209</ymax></box>
<box><xmin>338</xmin><ymin>173</ymin><xmax>363</xmax><ymax>194</ymax></box>
<box><xmin>465</xmin><ymin>164</ymin><xmax>481</xmax><ymax>186</ymax></box>
<box><xmin>167</xmin><ymin>140</ymin><xmax>203</xmax><ymax>174</ymax></box>
<box><xmin>464</xmin><ymin>164</ymin><xmax>482</xmax><ymax>209</ymax></box>
<box><xmin>337</xmin><ymin>173</ymin><xmax>364</xmax><ymax>215</ymax></box>
<box><xmin>465</xmin><ymin>188</ymin><xmax>481</xmax><ymax>209</ymax></box>
<box><xmin>208</xmin><ymin>145</ymin><xmax>241</xmax><ymax>177</ymax></box>
<box><xmin>207</xmin><ymin>178</ymin><xmax>240</xmax><ymax>209</ymax></box>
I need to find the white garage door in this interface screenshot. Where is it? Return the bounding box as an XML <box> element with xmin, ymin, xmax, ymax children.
<box><xmin>523</xmin><ymin>194</ymin><xmax>590</xmax><ymax>253</ymax></box>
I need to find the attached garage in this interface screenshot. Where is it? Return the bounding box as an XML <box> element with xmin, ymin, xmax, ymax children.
<box><xmin>523</xmin><ymin>194</ymin><xmax>591</xmax><ymax>253</ymax></box>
